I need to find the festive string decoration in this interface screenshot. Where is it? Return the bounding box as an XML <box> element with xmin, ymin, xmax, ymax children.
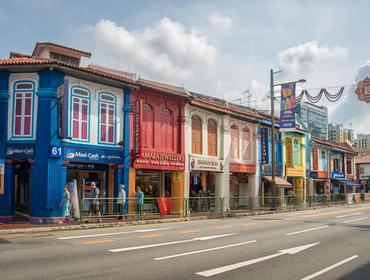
<box><xmin>296</xmin><ymin>87</ymin><xmax>344</xmax><ymax>103</ymax></box>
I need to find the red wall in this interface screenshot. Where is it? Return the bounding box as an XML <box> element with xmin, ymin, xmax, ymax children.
<box><xmin>130</xmin><ymin>89</ymin><xmax>185</xmax><ymax>169</ymax></box>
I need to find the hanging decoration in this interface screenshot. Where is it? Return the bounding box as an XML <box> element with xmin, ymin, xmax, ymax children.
<box><xmin>295</xmin><ymin>87</ymin><xmax>345</xmax><ymax>103</ymax></box>
<box><xmin>355</xmin><ymin>77</ymin><xmax>370</xmax><ymax>103</ymax></box>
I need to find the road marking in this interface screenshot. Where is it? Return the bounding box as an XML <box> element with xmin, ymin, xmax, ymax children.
<box><xmin>57</xmin><ymin>227</ymin><xmax>174</xmax><ymax>240</ymax></box>
<box><xmin>83</xmin><ymin>239</ymin><xmax>114</xmax><ymax>245</ymax></box>
<box><xmin>137</xmin><ymin>234</ymin><xmax>162</xmax><ymax>239</ymax></box>
<box><xmin>243</xmin><ymin>223</ymin><xmax>257</xmax><ymax>226</ymax></box>
<box><xmin>181</xmin><ymin>229</ymin><xmax>201</xmax><ymax>234</ymax></box>
<box><xmin>300</xmin><ymin>255</ymin><xmax>359</xmax><ymax>280</ymax></box>
<box><xmin>264</xmin><ymin>220</ymin><xmax>279</xmax><ymax>223</ymax></box>
<box><xmin>288</xmin><ymin>210</ymin><xmax>318</xmax><ymax>216</ymax></box>
<box><xmin>302</xmin><ymin>206</ymin><xmax>370</xmax><ymax>218</ymax></box>
<box><xmin>336</xmin><ymin>212</ymin><xmax>363</xmax><ymax>218</ymax></box>
<box><xmin>155</xmin><ymin>240</ymin><xmax>257</xmax><ymax>261</ymax></box>
<box><xmin>196</xmin><ymin>242</ymin><xmax>320</xmax><ymax>277</ymax></box>
<box><xmin>285</xmin><ymin>225</ymin><xmax>329</xmax><ymax>236</ymax></box>
<box><xmin>343</xmin><ymin>217</ymin><xmax>368</xmax><ymax>223</ymax></box>
<box><xmin>109</xmin><ymin>233</ymin><xmax>237</xmax><ymax>253</ymax></box>
<box><xmin>215</xmin><ymin>225</ymin><xmax>232</xmax><ymax>229</ymax></box>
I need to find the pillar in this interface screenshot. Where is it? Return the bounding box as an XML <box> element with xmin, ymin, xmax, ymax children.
<box><xmin>171</xmin><ymin>171</ymin><xmax>184</xmax><ymax>215</ymax></box>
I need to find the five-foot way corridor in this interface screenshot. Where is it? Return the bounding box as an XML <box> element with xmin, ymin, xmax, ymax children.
<box><xmin>1</xmin><ymin>203</ymin><xmax>370</xmax><ymax>280</ymax></box>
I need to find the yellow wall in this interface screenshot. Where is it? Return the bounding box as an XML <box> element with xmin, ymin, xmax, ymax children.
<box><xmin>129</xmin><ymin>168</ymin><xmax>136</xmax><ymax>214</ymax></box>
<box><xmin>171</xmin><ymin>171</ymin><xmax>185</xmax><ymax>215</ymax></box>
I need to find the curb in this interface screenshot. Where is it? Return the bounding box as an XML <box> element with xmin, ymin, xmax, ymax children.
<box><xmin>0</xmin><ymin>203</ymin><xmax>359</xmax><ymax>235</ymax></box>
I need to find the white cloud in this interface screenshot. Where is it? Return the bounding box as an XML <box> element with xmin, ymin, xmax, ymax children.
<box><xmin>89</xmin><ymin>18</ymin><xmax>217</xmax><ymax>82</ymax></box>
<box><xmin>208</xmin><ymin>14</ymin><xmax>233</xmax><ymax>31</ymax></box>
<box><xmin>330</xmin><ymin>61</ymin><xmax>370</xmax><ymax>134</ymax></box>
<box><xmin>277</xmin><ymin>41</ymin><xmax>348</xmax><ymax>75</ymax></box>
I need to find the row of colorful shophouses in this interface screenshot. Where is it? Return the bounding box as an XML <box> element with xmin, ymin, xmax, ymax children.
<box><xmin>0</xmin><ymin>42</ymin><xmax>366</xmax><ymax>223</ymax></box>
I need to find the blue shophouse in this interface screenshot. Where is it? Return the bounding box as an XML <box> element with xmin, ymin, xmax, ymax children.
<box><xmin>0</xmin><ymin>42</ymin><xmax>133</xmax><ymax>223</ymax></box>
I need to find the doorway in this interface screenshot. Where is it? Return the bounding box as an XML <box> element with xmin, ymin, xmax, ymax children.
<box><xmin>14</xmin><ymin>161</ymin><xmax>31</xmax><ymax>216</ymax></box>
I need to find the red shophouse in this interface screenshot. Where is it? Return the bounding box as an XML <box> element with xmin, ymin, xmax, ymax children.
<box><xmin>130</xmin><ymin>79</ymin><xmax>189</xmax><ymax>207</ymax></box>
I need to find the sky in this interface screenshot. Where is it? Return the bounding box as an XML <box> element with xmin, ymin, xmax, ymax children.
<box><xmin>1</xmin><ymin>0</ymin><xmax>369</xmax><ymax>134</ymax></box>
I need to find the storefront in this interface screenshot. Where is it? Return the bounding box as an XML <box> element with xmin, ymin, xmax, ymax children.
<box><xmin>5</xmin><ymin>143</ymin><xmax>35</xmax><ymax>218</ymax></box>
<box><xmin>286</xmin><ymin>166</ymin><xmax>306</xmax><ymax>205</ymax></box>
<box><xmin>309</xmin><ymin>171</ymin><xmax>330</xmax><ymax>196</ymax></box>
<box><xmin>229</xmin><ymin>163</ymin><xmax>256</xmax><ymax>208</ymax></box>
<box><xmin>62</xmin><ymin>145</ymin><xmax>125</xmax><ymax>216</ymax></box>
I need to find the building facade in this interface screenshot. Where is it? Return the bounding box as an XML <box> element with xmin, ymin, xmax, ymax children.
<box><xmin>0</xmin><ymin>43</ymin><xmax>134</xmax><ymax>222</ymax></box>
<box><xmin>298</xmin><ymin>102</ymin><xmax>328</xmax><ymax>139</ymax></box>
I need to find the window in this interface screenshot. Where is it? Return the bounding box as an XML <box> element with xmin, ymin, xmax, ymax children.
<box><xmin>208</xmin><ymin>119</ymin><xmax>217</xmax><ymax>156</ymax></box>
<box><xmin>192</xmin><ymin>115</ymin><xmax>202</xmax><ymax>154</ymax></box>
<box><xmin>320</xmin><ymin>150</ymin><xmax>327</xmax><ymax>170</ymax></box>
<box><xmin>231</xmin><ymin>125</ymin><xmax>239</xmax><ymax>159</ymax></box>
<box><xmin>333</xmin><ymin>159</ymin><xmax>339</xmax><ymax>172</ymax></box>
<box><xmin>346</xmin><ymin>159</ymin><xmax>352</xmax><ymax>174</ymax></box>
<box><xmin>142</xmin><ymin>103</ymin><xmax>154</xmax><ymax>148</ymax></box>
<box><xmin>99</xmin><ymin>93</ymin><xmax>116</xmax><ymax>144</ymax></box>
<box><xmin>360</xmin><ymin>167</ymin><xmax>364</xmax><ymax>174</ymax></box>
<box><xmin>242</xmin><ymin>127</ymin><xmax>251</xmax><ymax>160</ymax></box>
<box><xmin>71</xmin><ymin>87</ymin><xmax>90</xmax><ymax>141</ymax></box>
<box><xmin>160</xmin><ymin>107</ymin><xmax>173</xmax><ymax>150</ymax></box>
<box><xmin>13</xmin><ymin>81</ymin><xmax>34</xmax><ymax>137</ymax></box>
<box><xmin>293</xmin><ymin>139</ymin><xmax>300</xmax><ymax>166</ymax></box>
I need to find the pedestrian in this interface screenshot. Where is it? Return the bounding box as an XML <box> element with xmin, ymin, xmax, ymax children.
<box><xmin>117</xmin><ymin>184</ymin><xmax>127</xmax><ymax>220</ymax></box>
<box><xmin>59</xmin><ymin>183</ymin><xmax>71</xmax><ymax>223</ymax></box>
<box><xmin>135</xmin><ymin>186</ymin><xmax>144</xmax><ymax>219</ymax></box>
<box><xmin>90</xmin><ymin>182</ymin><xmax>102</xmax><ymax>223</ymax></box>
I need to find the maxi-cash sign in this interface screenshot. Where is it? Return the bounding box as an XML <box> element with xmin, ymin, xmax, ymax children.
<box><xmin>63</xmin><ymin>147</ymin><xmax>124</xmax><ymax>164</ymax></box>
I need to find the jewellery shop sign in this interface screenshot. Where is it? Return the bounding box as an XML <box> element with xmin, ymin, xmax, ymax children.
<box><xmin>189</xmin><ymin>156</ymin><xmax>224</xmax><ymax>172</ymax></box>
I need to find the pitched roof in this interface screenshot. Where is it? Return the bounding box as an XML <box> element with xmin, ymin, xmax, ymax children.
<box><xmin>32</xmin><ymin>42</ymin><xmax>91</xmax><ymax>57</ymax></box>
<box><xmin>312</xmin><ymin>136</ymin><xmax>357</xmax><ymax>154</ymax></box>
<box><xmin>355</xmin><ymin>153</ymin><xmax>370</xmax><ymax>164</ymax></box>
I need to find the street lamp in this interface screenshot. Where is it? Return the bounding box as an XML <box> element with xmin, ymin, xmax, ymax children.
<box><xmin>270</xmin><ymin>69</ymin><xmax>306</xmax><ymax>209</ymax></box>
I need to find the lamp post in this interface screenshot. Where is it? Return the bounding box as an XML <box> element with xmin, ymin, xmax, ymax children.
<box><xmin>270</xmin><ymin>69</ymin><xmax>306</xmax><ymax>209</ymax></box>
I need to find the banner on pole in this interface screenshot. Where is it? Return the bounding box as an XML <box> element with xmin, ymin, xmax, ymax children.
<box><xmin>280</xmin><ymin>83</ymin><xmax>296</xmax><ymax>131</ymax></box>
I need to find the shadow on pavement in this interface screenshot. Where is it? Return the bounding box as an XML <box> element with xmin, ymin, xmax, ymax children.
<box><xmin>337</xmin><ymin>262</ymin><xmax>370</xmax><ymax>280</ymax></box>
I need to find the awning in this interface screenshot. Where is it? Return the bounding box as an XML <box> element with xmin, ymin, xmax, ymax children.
<box><xmin>335</xmin><ymin>179</ymin><xmax>360</xmax><ymax>186</ymax></box>
<box><xmin>263</xmin><ymin>176</ymin><xmax>292</xmax><ymax>188</ymax></box>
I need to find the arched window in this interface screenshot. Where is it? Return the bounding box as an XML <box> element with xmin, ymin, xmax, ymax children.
<box><xmin>242</xmin><ymin>127</ymin><xmax>251</xmax><ymax>160</ymax></box>
<box><xmin>208</xmin><ymin>119</ymin><xmax>217</xmax><ymax>156</ymax></box>
<box><xmin>160</xmin><ymin>107</ymin><xmax>173</xmax><ymax>151</ymax></box>
<box><xmin>98</xmin><ymin>93</ymin><xmax>116</xmax><ymax>144</ymax></box>
<box><xmin>231</xmin><ymin>125</ymin><xmax>239</xmax><ymax>159</ymax></box>
<box><xmin>71</xmin><ymin>87</ymin><xmax>90</xmax><ymax>141</ymax></box>
<box><xmin>192</xmin><ymin>115</ymin><xmax>202</xmax><ymax>154</ymax></box>
<box><xmin>142</xmin><ymin>103</ymin><xmax>154</xmax><ymax>148</ymax></box>
<box><xmin>13</xmin><ymin>81</ymin><xmax>35</xmax><ymax>137</ymax></box>
<box><xmin>293</xmin><ymin>139</ymin><xmax>300</xmax><ymax>166</ymax></box>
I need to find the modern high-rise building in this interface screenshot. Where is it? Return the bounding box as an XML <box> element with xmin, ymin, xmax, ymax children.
<box><xmin>354</xmin><ymin>134</ymin><xmax>370</xmax><ymax>151</ymax></box>
<box><xmin>298</xmin><ymin>102</ymin><xmax>328</xmax><ymax>139</ymax></box>
<box><xmin>328</xmin><ymin>123</ymin><xmax>354</xmax><ymax>143</ymax></box>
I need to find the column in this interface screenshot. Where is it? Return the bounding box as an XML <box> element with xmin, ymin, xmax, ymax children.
<box><xmin>0</xmin><ymin>72</ymin><xmax>13</xmax><ymax>221</ymax></box>
<box><xmin>123</xmin><ymin>87</ymin><xmax>131</xmax><ymax>215</ymax></box>
<box><xmin>30</xmin><ymin>70</ymin><xmax>64</xmax><ymax>223</ymax></box>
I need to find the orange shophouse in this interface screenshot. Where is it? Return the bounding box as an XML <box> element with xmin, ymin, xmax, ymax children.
<box><xmin>130</xmin><ymin>79</ymin><xmax>189</xmax><ymax>215</ymax></box>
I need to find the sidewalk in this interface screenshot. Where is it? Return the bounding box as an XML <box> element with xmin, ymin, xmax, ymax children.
<box><xmin>0</xmin><ymin>203</ymin><xmax>357</xmax><ymax>235</ymax></box>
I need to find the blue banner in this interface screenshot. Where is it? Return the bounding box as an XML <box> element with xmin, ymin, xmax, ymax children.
<box><xmin>280</xmin><ymin>83</ymin><xmax>296</xmax><ymax>131</ymax></box>
<box><xmin>63</xmin><ymin>146</ymin><xmax>124</xmax><ymax>164</ymax></box>
<box><xmin>6</xmin><ymin>144</ymin><xmax>35</xmax><ymax>158</ymax></box>
<box><xmin>261</xmin><ymin>128</ymin><xmax>269</xmax><ymax>164</ymax></box>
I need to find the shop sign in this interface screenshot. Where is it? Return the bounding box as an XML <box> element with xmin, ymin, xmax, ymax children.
<box><xmin>5</xmin><ymin>144</ymin><xmax>35</xmax><ymax>158</ymax></box>
<box><xmin>280</xmin><ymin>83</ymin><xmax>297</xmax><ymax>131</ymax></box>
<box><xmin>50</xmin><ymin>145</ymin><xmax>63</xmax><ymax>158</ymax></box>
<box><xmin>331</xmin><ymin>171</ymin><xmax>345</xmax><ymax>179</ymax></box>
<box><xmin>132</xmin><ymin>99</ymin><xmax>142</xmax><ymax>160</ymax></box>
<box><xmin>65</xmin><ymin>163</ymin><xmax>96</xmax><ymax>170</ymax></box>
<box><xmin>261</xmin><ymin>128</ymin><xmax>269</xmax><ymax>164</ymax></box>
<box><xmin>312</xmin><ymin>147</ymin><xmax>318</xmax><ymax>171</ymax></box>
<box><xmin>229</xmin><ymin>163</ymin><xmax>256</xmax><ymax>174</ymax></box>
<box><xmin>0</xmin><ymin>162</ymin><xmax>4</xmax><ymax>195</ymax></box>
<box><xmin>310</xmin><ymin>171</ymin><xmax>329</xmax><ymax>179</ymax></box>
<box><xmin>134</xmin><ymin>152</ymin><xmax>185</xmax><ymax>171</ymax></box>
<box><xmin>63</xmin><ymin>147</ymin><xmax>124</xmax><ymax>164</ymax></box>
<box><xmin>285</xmin><ymin>137</ymin><xmax>293</xmax><ymax>168</ymax></box>
<box><xmin>261</xmin><ymin>163</ymin><xmax>282</xmax><ymax>176</ymax></box>
<box><xmin>286</xmin><ymin>166</ymin><xmax>304</xmax><ymax>177</ymax></box>
<box><xmin>189</xmin><ymin>156</ymin><xmax>224</xmax><ymax>172</ymax></box>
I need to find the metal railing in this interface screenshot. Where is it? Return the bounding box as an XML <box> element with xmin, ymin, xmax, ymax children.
<box><xmin>73</xmin><ymin>193</ymin><xmax>369</xmax><ymax>222</ymax></box>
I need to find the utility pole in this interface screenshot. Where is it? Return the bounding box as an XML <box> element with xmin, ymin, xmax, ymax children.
<box><xmin>270</xmin><ymin>69</ymin><xmax>277</xmax><ymax>209</ymax></box>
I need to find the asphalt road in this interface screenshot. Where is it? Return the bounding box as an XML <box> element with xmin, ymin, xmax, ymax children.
<box><xmin>1</xmin><ymin>203</ymin><xmax>370</xmax><ymax>280</ymax></box>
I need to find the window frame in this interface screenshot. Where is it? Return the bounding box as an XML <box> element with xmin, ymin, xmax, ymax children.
<box><xmin>98</xmin><ymin>92</ymin><xmax>117</xmax><ymax>145</ymax></box>
<box><xmin>142</xmin><ymin>103</ymin><xmax>154</xmax><ymax>149</ymax></box>
<box><xmin>242</xmin><ymin>127</ymin><xmax>251</xmax><ymax>160</ymax></box>
<box><xmin>191</xmin><ymin>115</ymin><xmax>203</xmax><ymax>154</ymax></box>
<box><xmin>293</xmin><ymin>138</ymin><xmax>300</xmax><ymax>166</ymax></box>
<box><xmin>159</xmin><ymin>106</ymin><xmax>174</xmax><ymax>151</ymax></box>
<box><xmin>12</xmin><ymin>81</ymin><xmax>36</xmax><ymax>139</ymax></box>
<box><xmin>207</xmin><ymin>118</ymin><xmax>218</xmax><ymax>157</ymax></box>
<box><xmin>231</xmin><ymin>125</ymin><xmax>240</xmax><ymax>159</ymax></box>
<box><xmin>70</xmin><ymin>86</ymin><xmax>91</xmax><ymax>142</ymax></box>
